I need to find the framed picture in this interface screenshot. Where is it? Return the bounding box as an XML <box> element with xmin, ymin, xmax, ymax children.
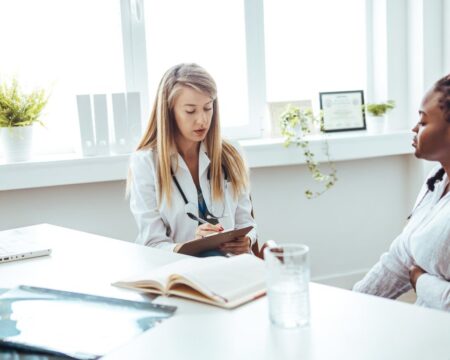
<box><xmin>319</xmin><ymin>90</ymin><xmax>365</xmax><ymax>132</ymax></box>
<box><xmin>268</xmin><ymin>99</ymin><xmax>312</xmax><ymax>137</ymax></box>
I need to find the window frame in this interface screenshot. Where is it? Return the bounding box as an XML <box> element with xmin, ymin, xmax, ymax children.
<box><xmin>121</xmin><ymin>0</ymin><xmax>267</xmax><ymax>139</ymax></box>
<box><xmin>125</xmin><ymin>0</ymin><xmax>374</xmax><ymax>140</ymax></box>
<box><xmin>3</xmin><ymin>0</ymin><xmax>440</xmax><ymax>160</ymax></box>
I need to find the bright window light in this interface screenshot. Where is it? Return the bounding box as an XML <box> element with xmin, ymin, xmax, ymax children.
<box><xmin>0</xmin><ymin>0</ymin><xmax>126</xmax><ymax>155</ymax></box>
<box><xmin>144</xmin><ymin>0</ymin><xmax>249</xmax><ymax>128</ymax></box>
<box><xmin>264</xmin><ymin>0</ymin><xmax>367</xmax><ymax>107</ymax></box>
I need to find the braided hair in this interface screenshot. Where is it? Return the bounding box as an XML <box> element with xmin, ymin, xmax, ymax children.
<box><xmin>425</xmin><ymin>74</ymin><xmax>450</xmax><ymax>191</ymax></box>
<box><xmin>433</xmin><ymin>74</ymin><xmax>450</xmax><ymax>123</ymax></box>
<box><xmin>426</xmin><ymin>167</ymin><xmax>445</xmax><ymax>191</ymax></box>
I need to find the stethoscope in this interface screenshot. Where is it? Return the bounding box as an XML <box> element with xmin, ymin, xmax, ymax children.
<box><xmin>171</xmin><ymin>166</ymin><xmax>229</xmax><ymax>224</ymax></box>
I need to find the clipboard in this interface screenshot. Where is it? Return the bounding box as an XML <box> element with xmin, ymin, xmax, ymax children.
<box><xmin>178</xmin><ymin>226</ymin><xmax>254</xmax><ymax>256</ymax></box>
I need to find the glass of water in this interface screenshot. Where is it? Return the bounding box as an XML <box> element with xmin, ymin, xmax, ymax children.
<box><xmin>264</xmin><ymin>243</ymin><xmax>310</xmax><ymax>329</ymax></box>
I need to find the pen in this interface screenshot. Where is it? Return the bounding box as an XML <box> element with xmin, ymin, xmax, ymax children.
<box><xmin>187</xmin><ymin>212</ymin><xmax>212</xmax><ymax>225</ymax></box>
<box><xmin>196</xmin><ymin>217</ymin><xmax>210</xmax><ymax>225</ymax></box>
<box><xmin>187</xmin><ymin>212</ymin><xmax>224</xmax><ymax>232</ymax></box>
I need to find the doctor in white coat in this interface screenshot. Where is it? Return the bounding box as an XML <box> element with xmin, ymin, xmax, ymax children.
<box><xmin>128</xmin><ymin>63</ymin><xmax>257</xmax><ymax>255</ymax></box>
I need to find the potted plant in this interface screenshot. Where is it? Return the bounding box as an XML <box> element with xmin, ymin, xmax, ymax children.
<box><xmin>364</xmin><ymin>100</ymin><xmax>395</xmax><ymax>133</ymax></box>
<box><xmin>0</xmin><ymin>78</ymin><xmax>49</xmax><ymax>162</ymax></box>
<box><xmin>279</xmin><ymin>105</ymin><xmax>337</xmax><ymax>199</ymax></box>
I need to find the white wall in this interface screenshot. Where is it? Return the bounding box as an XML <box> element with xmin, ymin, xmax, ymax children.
<box><xmin>251</xmin><ymin>154</ymin><xmax>419</xmax><ymax>287</ymax></box>
<box><xmin>0</xmin><ymin>181</ymin><xmax>134</xmax><ymax>242</ymax></box>
<box><xmin>0</xmin><ymin>154</ymin><xmax>421</xmax><ymax>288</ymax></box>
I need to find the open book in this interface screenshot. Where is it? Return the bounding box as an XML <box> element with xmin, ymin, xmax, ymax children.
<box><xmin>113</xmin><ymin>254</ymin><xmax>266</xmax><ymax>309</ymax></box>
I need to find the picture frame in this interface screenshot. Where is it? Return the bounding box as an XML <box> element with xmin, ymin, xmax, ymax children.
<box><xmin>319</xmin><ymin>90</ymin><xmax>366</xmax><ymax>132</ymax></box>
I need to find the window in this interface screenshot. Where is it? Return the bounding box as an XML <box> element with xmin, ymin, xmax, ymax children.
<box><xmin>0</xmin><ymin>0</ymin><xmax>373</xmax><ymax>159</ymax></box>
<box><xmin>0</xmin><ymin>0</ymin><xmax>126</xmax><ymax>155</ymax></box>
<box><xmin>144</xmin><ymin>0</ymin><xmax>252</xmax><ymax>134</ymax></box>
<box><xmin>264</xmin><ymin>0</ymin><xmax>367</xmax><ymax>106</ymax></box>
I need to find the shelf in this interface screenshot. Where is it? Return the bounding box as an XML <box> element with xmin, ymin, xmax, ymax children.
<box><xmin>0</xmin><ymin>130</ymin><xmax>414</xmax><ymax>191</ymax></box>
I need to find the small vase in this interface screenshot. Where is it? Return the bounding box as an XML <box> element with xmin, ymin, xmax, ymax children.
<box><xmin>0</xmin><ymin>125</ymin><xmax>34</xmax><ymax>162</ymax></box>
<box><xmin>366</xmin><ymin>115</ymin><xmax>386</xmax><ymax>134</ymax></box>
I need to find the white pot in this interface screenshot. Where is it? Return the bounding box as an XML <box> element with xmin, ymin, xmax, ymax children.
<box><xmin>0</xmin><ymin>125</ymin><xmax>34</xmax><ymax>162</ymax></box>
<box><xmin>366</xmin><ymin>115</ymin><xmax>386</xmax><ymax>134</ymax></box>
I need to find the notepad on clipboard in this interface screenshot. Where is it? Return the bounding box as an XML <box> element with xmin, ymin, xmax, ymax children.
<box><xmin>177</xmin><ymin>225</ymin><xmax>253</xmax><ymax>256</ymax></box>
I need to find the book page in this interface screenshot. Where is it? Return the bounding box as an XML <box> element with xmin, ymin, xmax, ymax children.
<box><xmin>114</xmin><ymin>260</ymin><xmax>188</xmax><ymax>293</ymax></box>
<box><xmin>170</xmin><ymin>254</ymin><xmax>266</xmax><ymax>303</ymax></box>
<box><xmin>167</xmin><ymin>284</ymin><xmax>220</xmax><ymax>306</ymax></box>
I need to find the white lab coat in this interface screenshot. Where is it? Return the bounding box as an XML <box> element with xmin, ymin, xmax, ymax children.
<box><xmin>129</xmin><ymin>143</ymin><xmax>257</xmax><ymax>252</ymax></box>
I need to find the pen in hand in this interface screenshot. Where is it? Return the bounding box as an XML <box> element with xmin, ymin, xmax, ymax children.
<box><xmin>187</xmin><ymin>212</ymin><xmax>224</xmax><ymax>231</ymax></box>
<box><xmin>187</xmin><ymin>212</ymin><xmax>209</xmax><ymax>225</ymax></box>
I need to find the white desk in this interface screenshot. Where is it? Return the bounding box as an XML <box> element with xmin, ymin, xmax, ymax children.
<box><xmin>2</xmin><ymin>224</ymin><xmax>450</xmax><ymax>360</ymax></box>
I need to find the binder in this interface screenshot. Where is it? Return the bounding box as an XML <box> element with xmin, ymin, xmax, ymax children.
<box><xmin>76</xmin><ymin>95</ymin><xmax>96</xmax><ymax>156</ymax></box>
<box><xmin>127</xmin><ymin>92</ymin><xmax>143</xmax><ymax>149</ymax></box>
<box><xmin>111</xmin><ymin>93</ymin><xmax>131</xmax><ymax>154</ymax></box>
<box><xmin>93</xmin><ymin>94</ymin><xmax>110</xmax><ymax>156</ymax></box>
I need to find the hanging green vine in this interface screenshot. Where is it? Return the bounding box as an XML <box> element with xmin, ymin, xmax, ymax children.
<box><xmin>279</xmin><ymin>105</ymin><xmax>338</xmax><ymax>199</ymax></box>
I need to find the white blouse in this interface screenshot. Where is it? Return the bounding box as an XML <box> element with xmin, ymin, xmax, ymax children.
<box><xmin>353</xmin><ymin>166</ymin><xmax>450</xmax><ymax>311</ymax></box>
<box><xmin>129</xmin><ymin>143</ymin><xmax>257</xmax><ymax>252</ymax></box>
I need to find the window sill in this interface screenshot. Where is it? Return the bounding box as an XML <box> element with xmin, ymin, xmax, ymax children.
<box><xmin>0</xmin><ymin>130</ymin><xmax>413</xmax><ymax>191</ymax></box>
<box><xmin>240</xmin><ymin>129</ymin><xmax>413</xmax><ymax>167</ymax></box>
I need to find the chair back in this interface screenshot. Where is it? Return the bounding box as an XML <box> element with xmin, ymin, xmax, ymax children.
<box><xmin>248</xmin><ymin>196</ymin><xmax>277</xmax><ymax>259</ymax></box>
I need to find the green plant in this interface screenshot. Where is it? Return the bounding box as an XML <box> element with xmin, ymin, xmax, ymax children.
<box><xmin>0</xmin><ymin>78</ymin><xmax>49</xmax><ymax>128</ymax></box>
<box><xmin>365</xmin><ymin>100</ymin><xmax>395</xmax><ymax>117</ymax></box>
<box><xmin>279</xmin><ymin>105</ymin><xmax>338</xmax><ymax>199</ymax></box>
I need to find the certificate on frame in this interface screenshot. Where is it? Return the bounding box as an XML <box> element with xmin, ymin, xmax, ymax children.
<box><xmin>319</xmin><ymin>90</ymin><xmax>366</xmax><ymax>132</ymax></box>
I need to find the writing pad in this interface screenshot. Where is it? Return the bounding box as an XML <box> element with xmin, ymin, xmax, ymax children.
<box><xmin>178</xmin><ymin>225</ymin><xmax>253</xmax><ymax>256</ymax></box>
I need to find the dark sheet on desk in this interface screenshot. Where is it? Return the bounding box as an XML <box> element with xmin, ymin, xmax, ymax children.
<box><xmin>0</xmin><ymin>286</ymin><xmax>177</xmax><ymax>360</ymax></box>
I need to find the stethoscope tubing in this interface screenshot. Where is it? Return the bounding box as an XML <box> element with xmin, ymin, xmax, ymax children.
<box><xmin>170</xmin><ymin>166</ymin><xmax>228</xmax><ymax>219</ymax></box>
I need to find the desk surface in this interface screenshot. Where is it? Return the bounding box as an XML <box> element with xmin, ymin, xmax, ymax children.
<box><xmin>2</xmin><ymin>224</ymin><xmax>450</xmax><ymax>360</ymax></box>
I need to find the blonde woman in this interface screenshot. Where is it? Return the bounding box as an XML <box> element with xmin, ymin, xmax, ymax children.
<box><xmin>128</xmin><ymin>63</ymin><xmax>257</xmax><ymax>256</ymax></box>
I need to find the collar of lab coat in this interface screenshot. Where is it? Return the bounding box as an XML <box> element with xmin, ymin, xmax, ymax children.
<box><xmin>170</xmin><ymin>142</ymin><xmax>211</xmax><ymax>178</ymax></box>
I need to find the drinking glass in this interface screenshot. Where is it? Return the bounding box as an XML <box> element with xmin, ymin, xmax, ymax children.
<box><xmin>264</xmin><ymin>244</ymin><xmax>310</xmax><ymax>328</ymax></box>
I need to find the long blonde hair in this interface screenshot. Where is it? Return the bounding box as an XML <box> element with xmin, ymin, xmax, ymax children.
<box><xmin>134</xmin><ymin>63</ymin><xmax>249</xmax><ymax>205</ymax></box>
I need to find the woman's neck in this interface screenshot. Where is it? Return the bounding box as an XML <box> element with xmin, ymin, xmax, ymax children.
<box><xmin>176</xmin><ymin>138</ymin><xmax>200</xmax><ymax>163</ymax></box>
<box><xmin>443</xmin><ymin>164</ymin><xmax>450</xmax><ymax>180</ymax></box>
<box><xmin>176</xmin><ymin>138</ymin><xmax>201</xmax><ymax>188</ymax></box>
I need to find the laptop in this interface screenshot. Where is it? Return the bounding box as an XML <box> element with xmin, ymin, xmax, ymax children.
<box><xmin>0</xmin><ymin>230</ymin><xmax>51</xmax><ymax>263</ymax></box>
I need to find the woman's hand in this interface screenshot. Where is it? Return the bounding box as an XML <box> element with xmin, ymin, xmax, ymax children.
<box><xmin>195</xmin><ymin>223</ymin><xmax>224</xmax><ymax>239</ymax></box>
<box><xmin>174</xmin><ymin>223</ymin><xmax>224</xmax><ymax>253</ymax></box>
<box><xmin>219</xmin><ymin>236</ymin><xmax>251</xmax><ymax>255</ymax></box>
<box><xmin>409</xmin><ymin>265</ymin><xmax>426</xmax><ymax>291</ymax></box>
